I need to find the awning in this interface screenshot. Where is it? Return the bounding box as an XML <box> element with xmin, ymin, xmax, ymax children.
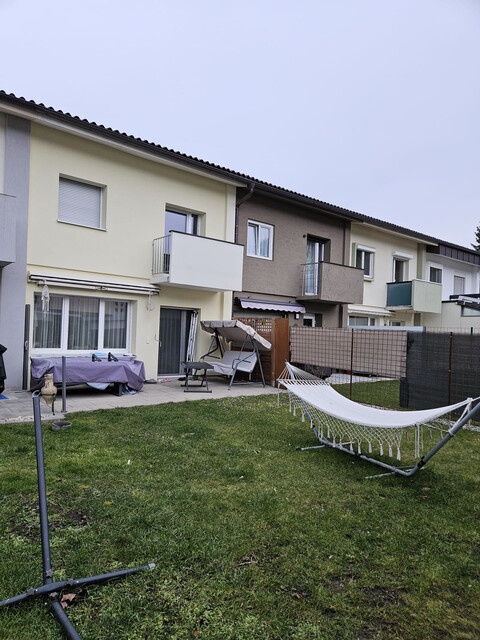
<box><xmin>348</xmin><ymin>305</ymin><xmax>393</xmax><ymax>317</ymax></box>
<box><xmin>28</xmin><ymin>272</ymin><xmax>160</xmax><ymax>296</ymax></box>
<box><xmin>238</xmin><ymin>298</ymin><xmax>306</xmax><ymax>314</ymax></box>
<box><xmin>200</xmin><ymin>320</ymin><xmax>272</xmax><ymax>350</ymax></box>
<box><xmin>455</xmin><ymin>296</ymin><xmax>480</xmax><ymax>310</ymax></box>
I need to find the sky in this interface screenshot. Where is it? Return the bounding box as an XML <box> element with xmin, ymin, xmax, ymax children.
<box><xmin>1</xmin><ymin>0</ymin><xmax>479</xmax><ymax>248</ymax></box>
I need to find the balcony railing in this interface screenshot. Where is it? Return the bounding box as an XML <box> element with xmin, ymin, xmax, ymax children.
<box><xmin>298</xmin><ymin>262</ymin><xmax>364</xmax><ymax>304</ymax></box>
<box><xmin>152</xmin><ymin>231</ymin><xmax>243</xmax><ymax>292</ymax></box>
<box><xmin>386</xmin><ymin>279</ymin><xmax>442</xmax><ymax>313</ymax></box>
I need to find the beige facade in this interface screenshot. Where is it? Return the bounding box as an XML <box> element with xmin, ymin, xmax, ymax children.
<box><xmin>14</xmin><ymin>116</ymin><xmax>242</xmax><ymax>385</ymax></box>
<box><xmin>349</xmin><ymin>222</ymin><xmax>442</xmax><ymax>327</ymax></box>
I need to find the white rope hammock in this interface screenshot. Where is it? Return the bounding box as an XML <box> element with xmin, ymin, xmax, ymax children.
<box><xmin>278</xmin><ymin>363</ymin><xmax>480</xmax><ymax>476</ymax></box>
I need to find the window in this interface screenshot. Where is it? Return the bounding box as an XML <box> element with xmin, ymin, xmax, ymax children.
<box><xmin>163</xmin><ymin>208</ymin><xmax>201</xmax><ymax>272</ymax></box>
<box><xmin>349</xmin><ymin>316</ymin><xmax>376</xmax><ymax>327</ymax></box>
<box><xmin>429</xmin><ymin>266</ymin><xmax>442</xmax><ymax>284</ymax></box>
<box><xmin>355</xmin><ymin>246</ymin><xmax>375</xmax><ymax>279</ymax></box>
<box><xmin>392</xmin><ymin>254</ymin><xmax>411</xmax><ymax>282</ymax></box>
<box><xmin>462</xmin><ymin>306</ymin><xmax>480</xmax><ymax>317</ymax></box>
<box><xmin>165</xmin><ymin>209</ymin><xmax>199</xmax><ymax>236</ymax></box>
<box><xmin>58</xmin><ymin>177</ymin><xmax>104</xmax><ymax>229</ymax></box>
<box><xmin>304</xmin><ymin>237</ymin><xmax>325</xmax><ymax>295</ymax></box>
<box><xmin>247</xmin><ymin>220</ymin><xmax>273</xmax><ymax>259</ymax></box>
<box><xmin>33</xmin><ymin>294</ymin><xmax>129</xmax><ymax>352</ymax></box>
<box><xmin>454</xmin><ymin>275</ymin><xmax>466</xmax><ymax>295</ymax></box>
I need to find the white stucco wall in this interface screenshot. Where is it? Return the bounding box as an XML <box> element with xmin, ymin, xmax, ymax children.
<box><xmin>350</xmin><ymin>223</ymin><xmax>422</xmax><ymax>324</ymax></box>
<box><xmin>26</xmin><ymin>124</ymin><xmax>239</xmax><ymax>379</ymax></box>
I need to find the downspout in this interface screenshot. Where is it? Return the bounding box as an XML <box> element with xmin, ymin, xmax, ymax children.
<box><xmin>235</xmin><ymin>182</ymin><xmax>255</xmax><ymax>243</ymax></box>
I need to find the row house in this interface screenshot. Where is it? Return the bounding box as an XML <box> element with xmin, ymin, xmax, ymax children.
<box><xmin>0</xmin><ymin>92</ymin><xmax>245</xmax><ymax>389</ymax></box>
<box><xmin>349</xmin><ymin>218</ymin><xmax>480</xmax><ymax>329</ymax></box>
<box><xmin>2</xmin><ymin>91</ymin><xmax>479</xmax><ymax>391</ymax></box>
<box><xmin>233</xmin><ymin>183</ymin><xmax>364</xmax><ymax>327</ymax></box>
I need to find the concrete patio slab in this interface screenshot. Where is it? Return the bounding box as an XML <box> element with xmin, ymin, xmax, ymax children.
<box><xmin>0</xmin><ymin>377</ymin><xmax>279</xmax><ymax>425</ymax></box>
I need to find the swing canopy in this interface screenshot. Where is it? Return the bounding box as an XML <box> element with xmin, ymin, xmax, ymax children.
<box><xmin>200</xmin><ymin>320</ymin><xmax>271</xmax><ymax>350</ymax></box>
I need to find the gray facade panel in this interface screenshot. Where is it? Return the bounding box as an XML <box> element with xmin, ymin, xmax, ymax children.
<box><xmin>0</xmin><ymin>194</ymin><xmax>16</xmax><ymax>266</ymax></box>
<box><xmin>0</xmin><ymin>115</ymin><xmax>31</xmax><ymax>389</ymax></box>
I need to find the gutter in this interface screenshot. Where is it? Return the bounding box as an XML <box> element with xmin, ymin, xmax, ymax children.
<box><xmin>235</xmin><ymin>182</ymin><xmax>255</xmax><ymax>243</ymax></box>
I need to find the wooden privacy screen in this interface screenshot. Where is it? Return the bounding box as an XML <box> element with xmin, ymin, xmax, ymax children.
<box><xmin>233</xmin><ymin>317</ymin><xmax>289</xmax><ymax>385</ymax></box>
<box><xmin>290</xmin><ymin>327</ymin><xmax>408</xmax><ymax>379</ymax></box>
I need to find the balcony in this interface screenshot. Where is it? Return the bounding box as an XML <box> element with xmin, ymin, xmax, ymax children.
<box><xmin>151</xmin><ymin>231</ymin><xmax>243</xmax><ymax>291</ymax></box>
<box><xmin>386</xmin><ymin>279</ymin><xmax>442</xmax><ymax>313</ymax></box>
<box><xmin>0</xmin><ymin>194</ymin><xmax>15</xmax><ymax>267</ymax></box>
<box><xmin>298</xmin><ymin>262</ymin><xmax>364</xmax><ymax>304</ymax></box>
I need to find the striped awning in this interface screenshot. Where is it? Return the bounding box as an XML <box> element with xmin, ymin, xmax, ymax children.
<box><xmin>238</xmin><ymin>298</ymin><xmax>306</xmax><ymax>314</ymax></box>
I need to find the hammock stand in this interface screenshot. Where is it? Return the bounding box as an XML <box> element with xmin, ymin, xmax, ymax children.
<box><xmin>0</xmin><ymin>392</ymin><xmax>155</xmax><ymax>639</ymax></box>
<box><xmin>278</xmin><ymin>363</ymin><xmax>480</xmax><ymax>477</ymax></box>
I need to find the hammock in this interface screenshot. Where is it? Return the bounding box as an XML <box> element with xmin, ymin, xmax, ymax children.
<box><xmin>278</xmin><ymin>362</ymin><xmax>480</xmax><ymax>477</ymax></box>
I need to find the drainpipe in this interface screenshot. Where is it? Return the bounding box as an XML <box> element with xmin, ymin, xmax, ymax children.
<box><xmin>235</xmin><ymin>182</ymin><xmax>255</xmax><ymax>243</ymax></box>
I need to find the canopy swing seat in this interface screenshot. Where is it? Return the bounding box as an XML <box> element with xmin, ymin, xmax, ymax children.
<box><xmin>198</xmin><ymin>320</ymin><xmax>272</xmax><ymax>389</ymax></box>
<box><xmin>278</xmin><ymin>362</ymin><xmax>480</xmax><ymax>477</ymax></box>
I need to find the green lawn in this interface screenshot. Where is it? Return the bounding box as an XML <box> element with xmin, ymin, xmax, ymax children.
<box><xmin>1</xmin><ymin>394</ymin><xmax>479</xmax><ymax>639</ymax></box>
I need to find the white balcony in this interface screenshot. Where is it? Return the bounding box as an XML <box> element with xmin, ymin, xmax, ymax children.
<box><xmin>151</xmin><ymin>231</ymin><xmax>244</xmax><ymax>291</ymax></box>
<box><xmin>386</xmin><ymin>279</ymin><xmax>442</xmax><ymax>313</ymax></box>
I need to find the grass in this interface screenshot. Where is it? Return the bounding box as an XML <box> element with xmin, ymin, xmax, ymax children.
<box><xmin>333</xmin><ymin>379</ymin><xmax>402</xmax><ymax>409</ymax></box>
<box><xmin>0</xmin><ymin>393</ymin><xmax>479</xmax><ymax>639</ymax></box>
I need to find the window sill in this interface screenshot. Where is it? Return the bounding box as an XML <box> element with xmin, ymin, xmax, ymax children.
<box><xmin>57</xmin><ymin>219</ymin><xmax>106</xmax><ymax>231</ymax></box>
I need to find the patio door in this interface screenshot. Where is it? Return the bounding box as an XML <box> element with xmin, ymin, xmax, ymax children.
<box><xmin>158</xmin><ymin>308</ymin><xmax>197</xmax><ymax>375</ymax></box>
<box><xmin>305</xmin><ymin>238</ymin><xmax>324</xmax><ymax>295</ymax></box>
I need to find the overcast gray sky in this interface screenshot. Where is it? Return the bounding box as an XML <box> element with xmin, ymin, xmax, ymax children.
<box><xmin>1</xmin><ymin>0</ymin><xmax>479</xmax><ymax>247</ymax></box>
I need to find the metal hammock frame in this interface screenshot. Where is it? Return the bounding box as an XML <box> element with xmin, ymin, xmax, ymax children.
<box><xmin>278</xmin><ymin>362</ymin><xmax>480</xmax><ymax>477</ymax></box>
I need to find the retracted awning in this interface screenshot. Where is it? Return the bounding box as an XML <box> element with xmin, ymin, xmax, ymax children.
<box><xmin>28</xmin><ymin>272</ymin><xmax>160</xmax><ymax>296</ymax></box>
<box><xmin>238</xmin><ymin>298</ymin><xmax>306</xmax><ymax>314</ymax></box>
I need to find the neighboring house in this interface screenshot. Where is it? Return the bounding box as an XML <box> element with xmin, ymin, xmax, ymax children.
<box><xmin>424</xmin><ymin>242</ymin><xmax>480</xmax><ymax>329</ymax></box>
<box><xmin>349</xmin><ymin>219</ymin><xmax>480</xmax><ymax>329</ymax></box>
<box><xmin>0</xmin><ymin>92</ymin><xmax>244</xmax><ymax>390</ymax></box>
<box><xmin>233</xmin><ymin>183</ymin><xmax>364</xmax><ymax>327</ymax></box>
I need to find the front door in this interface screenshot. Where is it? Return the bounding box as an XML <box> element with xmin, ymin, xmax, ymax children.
<box><xmin>158</xmin><ymin>308</ymin><xmax>197</xmax><ymax>375</ymax></box>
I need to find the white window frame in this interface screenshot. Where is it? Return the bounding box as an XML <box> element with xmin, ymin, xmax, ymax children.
<box><xmin>58</xmin><ymin>176</ymin><xmax>105</xmax><ymax>230</ymax></box>
<box><xmin>348</xmin><ymin>315</ymin><xmax>376</xmax><ymax>327</ymax></box>
<box><xmin>427</xmin><ymin>261</ymin><xmax>443</xmax><ymax>284</ymax></box>
<box><xmin>165</xmin><ymin>207</ymin><xmax>202</xmax><ymax>236</ymax></box>
<box><xmin>32</xmin><ymin>293</ymin><xmax>131</xmax><ymax>355</ymax></box>
<box><xmin>453</xmin><ymin>275</ymin><xmax>466</xmax><ymax>295</ymax></box>
<box><xmin>247</xmin><ymin>220</ymin><xmax>274</xmax><ymax>260</ymax></box>
<box><xmin>392</xmin><ymin>252</ymin><xmax>412</xmax><ymax>283</ymax></box>
<box><xmin>356</xmin><ymin>245</ymin><xmax>375</xmax><ymax>280</ymax></box>
<box><xmin>303</xmin><ymin>313</ymin><xmax>316</xmax><ymax>327</ymax></box>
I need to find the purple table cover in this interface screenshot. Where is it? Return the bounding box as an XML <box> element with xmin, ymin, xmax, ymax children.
<box><xmin>30</xmin><ymin>356</ymin><xmax>146</xmax><ymax>391</ymax></box>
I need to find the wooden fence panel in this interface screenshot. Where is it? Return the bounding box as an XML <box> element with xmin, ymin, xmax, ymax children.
<box><xmin>234</xmin><ymin>317</ymin><xmax>289</xmax><ymax>385</ymax></box>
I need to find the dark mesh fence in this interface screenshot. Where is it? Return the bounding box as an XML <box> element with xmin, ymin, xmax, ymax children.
<box><xmin>289</xmin><ymin>327</ymin><xmax>480</xmax><ymax>411</ymax></box>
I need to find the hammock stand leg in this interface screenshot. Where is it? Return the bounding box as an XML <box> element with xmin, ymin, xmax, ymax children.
<box><xmin>296</xmin><ymin>445</ymin><xmax>326</xmax><ymax>451</ymax></box>
<box><xmin>298</xmin><ymin>399</ymin><xmax>480</xmax><ymax>478</ymax></box>
<box><xmin>0</xmin><ymin>392</ymin><xmax>155</xmax><ymax>639</ymax></box>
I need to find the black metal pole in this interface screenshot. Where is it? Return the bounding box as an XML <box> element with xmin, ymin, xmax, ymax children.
<box><xmin>22</xmin><ymin>304</ymin><xmax>30</xmax><ymax>390</ymax></box>
<box><xmin>0</xmin><ymin>391</ymin><xmax>155</xmax><ymax>639</ymax></box>
<box><xmin>62</xmin><ymin>356</ymin><xmax>67</xmax><ymax>413</ymax></box>
<box><xmin>32</xmin><ymin>391</ymin><xmax>54</xmax><ymax>582</ymax></box>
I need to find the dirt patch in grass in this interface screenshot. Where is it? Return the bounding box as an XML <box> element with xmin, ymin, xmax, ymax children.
<box><xmin>360</xmin><ymin>585</ymin><xmax>406</xmax><ymax>606</ymax></box>
<box><xmin>7</xmin><ymin>499</ymin><xmax>91</xmax><ymax>540</ymax></box>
